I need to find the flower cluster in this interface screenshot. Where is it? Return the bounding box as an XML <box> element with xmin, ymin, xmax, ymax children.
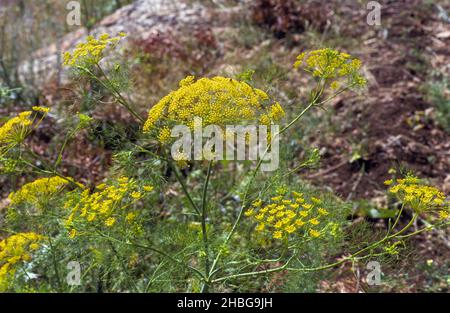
<box><xmin>63</xmin><ymin>32</ymin><xmax>126</xmax><ymax>67</ymax></box>
<box><xmin>245</xmin><ymin>192</ymin><xmax>329</xmax><ymax>240</ymax></box>
<box><xmin>143</xmin><ymin>76</ymin><xmax>285</xmax><ymax>143</ymax></box>
<box><xmin>173</xmin><ymin>151</ymin><xmax>190</xmax><ymax>169</ymax></box>
<box><xmin>0</xmin><ymin>232</ymin><xmax>44</xmax><ymax>292</ymax></box>
<box><xmin>77</xmin><ymin>113</ymin><xmax>94</xmax><ymax>129</ymax></box>
<box><xmin>8</xmin><ymin>176</ymin><xmax>77</xmax><ymax>208</ymax></box>
<box><xmin>31</xmin><ymin>106</ymin><xmax>50</xmax><ymax>114</ymax></box>
<box><xmin>0</xmin><ymin>107</ymin><xmax>49</xmax><ymax>155</ymax></box>
<box><xmin>385</xmin><ymin>175</ymin><xmax>448</xmax><ymax>214</ymax></box>
<box><xmin>64</xmin><ymin>177</ymin><xmax>154</xmax><ymax>237</ymax></box>
<box><xmin>294</xmin><ymin>48</ymin><xmax>366</xmax><ymax>89</ymax></box>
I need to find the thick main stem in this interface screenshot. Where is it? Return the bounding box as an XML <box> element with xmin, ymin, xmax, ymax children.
<box><xmin>200</xmin><ymin>161</ymin><xmax>213</xmax><ymax>292</ymax></box>
<box><xmin>46</xmin><ymin>234</ymin><xmax>62</xmax><ymax>290</ymax></box>
<box><xmin>171</xmin><ymin>162</ymin><xmax>201</xmax><ymax>216</ymax></box>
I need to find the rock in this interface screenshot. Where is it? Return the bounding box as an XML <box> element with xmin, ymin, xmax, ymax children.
<box><xmin>436</xmin><ymin>30</ymin><xmax>450</xmax><ymax>39</ymax></box>
<box><xmin>17</xmin><ymin>0</ymin><xmax>214</xmax><ymax>91</ymax></box>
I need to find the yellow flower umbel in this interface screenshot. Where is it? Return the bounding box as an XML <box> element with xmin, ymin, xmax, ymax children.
<box><xmin>64</xmin><ymin>177</ymin><xmax>153</xmax><ymax>237</ymax></box>
<box><xmin>0</xmin><ymin>232</ymin><xmax>44</xmax><ymax>292</ymax></box>
<box><xmin>387</xmin><ymin>175</ymin><xmax>448</xmax><ymax>214</ymax></box>
<box><xmin>245</xmin><ymin>192</ymin><xmax>329</xmax><ymax>240</ymax></box>
<box><xmin>294</xmin><ymin>48</ymin><xmax>366</xmax><ymax>89</ymax></box>
<box><xmin>0</xmin><ymin>107</ymin><xmax>49</xmax><ymax>155</ymax></box>
<box><xmin>143</xmin><ymin>76</ymin><xmax>285</xmax><ymax>143</ymax></box>
<box><xmin>63</xmin><ymin>32</ymin><xmax>126</xmax><ymax>67</ymax></box>
<box><xmin>8</xmin><ymin>176</ymin><xmax>77</xmax><ymax>208</ymax></box>
<box><xmin>173</xmin><ymin>151</ymin><xmax>190</xmax><ymax>169</ymax></box>
<box><xmin>31</xmin><ymin>106</ymin><xmax>50</xmax><ymax>114</ymax></box>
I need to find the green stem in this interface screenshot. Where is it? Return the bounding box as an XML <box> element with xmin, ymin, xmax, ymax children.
<box><xmin>200</xmin><ymin>161</ymin><xmax>213</xmax><ymax>292</ymax></box>
<box><xmin>107</xmin><ymin>241</ymin><xmax>139</xmax><ymax>292</ymax></box>
<box><xmin>23</xmin><ymin>146</ymin><xmax>82</xmax><ymax>189</ymax></box>
<box><xmin>212</xmin><ymin>213</ymin><xmax>419</xmax><ymax>283</ymax></box>
<box><xmin>46</xmin><ymin>234</ymin><xmax>62</xmax><ymax>290</ymax></box>
<box><xmin>208</xmin><ymin>85</ymin><xmax>326</xmax><ymax>279</ymax></box>
<box><xmin>390</xmin><ymin>203</ymin><xmax>405</xmax><ymax>234</ymax></box>
<box><xmin>76</xmin><ymin>65</ymin><xmax>144</xmax><ymax>123</ymax></box>
<box><xmin>53</xmin><ymin>128</ymin><xmax>77</xmax><ymax>170</ymax></box>
<box><xmin>95</xmin><ymin>64</ymin><xmax>144</xmax><ymax>123</ymax></box>
<box><xmin>170</xmin><ymin>161</ymin><xmax>201</xmax><ymax>216</ymax></box>
<box><xmin>95</xmin><ymin>231</ymin><xmax>205</xmax><ymax>280</ymax></box>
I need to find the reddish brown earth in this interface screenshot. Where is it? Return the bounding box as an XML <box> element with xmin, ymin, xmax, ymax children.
<box><xmin>251</xmin><ymin>0</ymin><xmax>450</xmax><ymax>292</ymax></box>
<box><xmin>299</xmin><ymin>0</ymin><xmax>450</xmax><ymax>292</ymax></box>
<box><xmin>297</xmin><ymin>0</ymin><xmax>450</xmax><ymax>200</ymax></box>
